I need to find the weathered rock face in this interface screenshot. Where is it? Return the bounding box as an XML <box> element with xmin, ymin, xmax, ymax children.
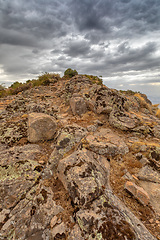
<box><xmin>84</xmin><ymin>128</ymin><xmax>129</xmax><ymax>157</ymax></box>
<box><xmin>70</xmin><ymin>95</ymin><xmax>88</xmax><ymax>116</ymax></box>
<box><xmin>137</xmin><ymin>164</ymin><xmax>160</xmax><ymax>214</ymax></box>
<box><xmin>57</xmin><ymin>149</ymin><xmax>157</xmax><ymax>240</ymax></box>
<box><xmin>49</xmin><ymin>124</ymin><xmax>87</xmax><ymax>170</ymax></box>
<box><xmin>28</xmin><ymin>112</ymin><xmax>57</xmax><ymax>143</ymax></box>
<box><xmin>1</xmin><ymin>75</ymin><xmax>160</xmax><ymax>239</ymax></box>
<box><xmin>57</xmin><ymin>149</ymin><xmax>110</xmax><ymax>206</ymax></box>
<box><xmin>109</xmin><ymin>110</ymin><xmax>140</xmax><ymax>131</ymax></box>
<box><xmin>124</xmin><ymin>181</ymin><xmax>150</xmax><ymax>206</ymax></box>
<box><xmin>0</xmin><ymin>144</ymin><xmax>42</xmax><ymax>211</ymax></box>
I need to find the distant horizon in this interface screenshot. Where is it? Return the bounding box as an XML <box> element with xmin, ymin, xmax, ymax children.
<box><xmin>1</xmin><ymin>72</ymin><xmax>159</xmax><ymax>106</ymax></box>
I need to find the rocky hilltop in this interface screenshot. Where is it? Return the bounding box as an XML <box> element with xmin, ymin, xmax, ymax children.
<box><xmin>0</xmin><ymin>75</ymin><xmax>160</xmax><ymax>240</ymax></box>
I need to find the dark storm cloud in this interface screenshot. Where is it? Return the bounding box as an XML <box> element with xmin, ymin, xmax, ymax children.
<box><xmin>0</xmin><ymin>0</ymin><xmax>71</xmax><ymax>46</ymax></box>
<box><xmin>63</xmin><ymin>39</ymin><xmax>91</xmax><ymax>57</ymax></box>
<box><xmin>70</xmin><ymin>0</ymin><xmax>160</xmax><ymax>37</ymax></box>
<box><xmin>0</xmin><ymin>0</ymin><xmax>160</xmax><ymax>102</ymax></box>
<box><xmin>108</xmin><ymin>42</ymin><xmax>157</xmax><ymax>66</ymax></box>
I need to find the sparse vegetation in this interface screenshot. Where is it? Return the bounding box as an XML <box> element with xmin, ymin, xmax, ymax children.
<box><xmin>84</xmin><ymin>74</ymin><xmax>103</xmax><ymax>85</ymax></box>
<box><xmin>156</xmin><ymin>109</ymin><xmax>160</xmax><ymax>119</ymax></box>
<box><xmin>64</xmin><ymin>68</ymin><xmax>78</xmax><ymax>78</ymax></box>
<box><xmin>120</xmin><ymin>89</ymin><xmax>139</xmax><ymax>96</ymax></box>
<box><xmin>0</xmin><ymin>72</ymin><xmax>60</xmax><ymax>97</ymax></box>
<box><xmin>0</xmin><ymin>84</ymin><xmax>6</xmax><ymax>98</ymax></box>
<box><xmin>134</xmin><ymin>93</ymin><xmax>152</xmax><ymax>112</ymax></box>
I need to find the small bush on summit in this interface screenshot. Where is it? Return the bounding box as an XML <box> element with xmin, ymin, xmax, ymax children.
<box><xmin>38</xmin><ymin>72</ymin><xmax>60</xmax><ymax>86</ymax></box>
<box><xmin>10</xmin><ymin>81</ymin><xmax>22</xmax><ymax>89</ymax></box>
<box><xmin>64</xmin><ymin>68</ymin><xmax>78</xmax><ymax>78</ymax></box>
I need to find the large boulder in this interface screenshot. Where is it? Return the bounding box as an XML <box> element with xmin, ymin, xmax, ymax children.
<box><xmin>28</xmin><ymin>112</ymin><xmax>57</xmax><ymax>143</ymax></box>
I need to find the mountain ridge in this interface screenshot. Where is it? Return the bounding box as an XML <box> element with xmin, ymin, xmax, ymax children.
<box><xmin>0</xmin><ymin>74</ymin><xmax>160</xmax><ymax>239</ymax></box>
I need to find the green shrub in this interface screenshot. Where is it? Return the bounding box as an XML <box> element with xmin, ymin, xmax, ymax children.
<box><xmin>64</xmin><ymin>68</ymin><xmax>78</xmax><ymax>78</ymax></box>
<box><xmin>37</xmin><ymin>72</ymin><xmax>60</xmax><ymax>86</ymax></box>
<box><xmin>0</xmin><ymin>72</ymin><xmax>61</xmax><ymax>98</ymax></box>
<box><xmin>10</xmin><ymin>81</ymin><xmax>22</xmax><ymax>89</ymax></box>
<box><xmin>0</xmin><ymin>84</ymin><xmax>6</xmax><ymax>97</ymax></box>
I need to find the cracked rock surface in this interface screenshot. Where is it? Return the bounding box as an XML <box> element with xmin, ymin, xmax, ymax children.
<box><xmin>0</xmin><ymin>75</ymin><xmax>160</xmax><ymax>239</ymax></box>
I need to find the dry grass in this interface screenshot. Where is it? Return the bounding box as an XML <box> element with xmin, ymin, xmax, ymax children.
<box><xmin>153</xmin><ymin>103</ymin><xmax>159</xmax><ymax>108</ymax></box>
<box><xmin>156</xmin><ymin>109</ymin><xmax>160</xmax><ymax>119</ymax></box>
<box><xmin>134</xmin><ymin>93</ymin><xmax>152</xmax><ymax>112</ymax></box>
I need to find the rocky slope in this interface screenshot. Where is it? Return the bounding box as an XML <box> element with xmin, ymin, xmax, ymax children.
<box><xmin>0</xmin><ymin>75</ymin><xmax>160</xmax><ymax>240</ymax></box>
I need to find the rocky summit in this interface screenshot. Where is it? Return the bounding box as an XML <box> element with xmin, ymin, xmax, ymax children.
<box><xmin>0</xmin><ymin>74</ymin><xmax>160</xmax><ymax>240</ymax></box>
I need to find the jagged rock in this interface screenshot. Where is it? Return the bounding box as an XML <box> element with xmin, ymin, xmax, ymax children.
<box><xmin>57</xmin><ymin>149</ymin><xmax>110</xmax><ymax>206</ymax></box>
<box><xmin>49</xmin><ymin>124</ymin><xmax>87</xmax><ymax>170</ymax></box>
<box><xmin>88</xmin><ymin>86</ymin><xmax>129</xmax><ymax>115</ymax></box>
<box><xmin>70</xmin><ymin>95</ymin><xmax>88</xmax><ymax>116</ymax></box>
<box><xmin>138</xmin><ymin>165</ymin><xmax>160</xmax><ymax>184</ymax></box>
<box><xmin>27</xmin><ymin>102</ymin><xmax>59</xmax><ymax>116</ymax></box>
<box><xmin>125</xmin><ymin>181</ymin><xmax>150</xmax><ymax>206</ymax></box>
<box><xmin>29</xmin><ymin>186</ymin><xmax>63</xmax><ymax>231</ymax></box>
<box><xmin>50</xmin><ymin>216</ymin><xmax>58</xmax><ymax>228</ymax></box>
<box><xmin>68</xmin><ymin>224</ymin><xmax>84</xmax><ymax>240</ymax></box>
<box><xmin>86</xmin><ymin>124</ymin><xmax>97</xmax><ymax>132</ymax></box>
<box><xmin>1</xmin><ymin>74</ymin><xmax>160</xmax><ymax>239</ymax></box>
<box><xmin>133</xmin><ymin>125</ymin><xmax>152</xmax><ymax>135</ymax></box>
<box><xmin>51</xmin><ymin>222</ymin><xmax>66</xmax><ymax>238</ymax></box>
<box><xmin>109</xmin><ymin>110</ymin><xmax>140</xmax><ymax>131</ymax></box>
<box><xmin>153</xmin><ymin>125</ymin><xmax>160</xmax><ymax>139</ymax></box>
<box><xmin>149</xmin><ymin>147</ymin><xmax>160</xmax><ymax>171</ymax></box>
<box><xmin>105</xmin><ymin>189</ymin><xmax>157</xmax><ymax>240</ymax></box>
<box><xmin>0</xmin><ymin>117</ymin><xmax>27</xmax><ymax>146</ymax></box>
<box><xmin>0</xmin><ymin>184</ymin><xmax>63</xmax><ymax>240</ymax></box>
<box><xmin>84</xmin><ymin>128</ymin><xmax>129</xmax><ymax>157</ymax></box>
<box><xmin>76</xmin><ymin>195</ymin><xmax>136</xmax><ymax>240</ymax></box>
<box><xmin>139</xmin><ymin>181</ymin><xmax>160</xmax><ymax>214</ymax></box>
<box><xmin>28</xmin><ymin>112</ymin><xmax>57</xmax><ymax>143</ymax></box>
<box><xmin>0</xmin><ymin>144</ymin><xmax>42</xmax><ymax>210</ymax></box>
<box><xmin>5</xmin><ymin>97</ymin><xmax>28</xmax><ymax>113</ymax></box>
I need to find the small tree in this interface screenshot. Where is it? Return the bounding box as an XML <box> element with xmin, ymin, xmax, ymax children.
<box><xmin>64</xmin><ymin>68</ymin><xmax>78</xmax><ymax>78</ymax></box>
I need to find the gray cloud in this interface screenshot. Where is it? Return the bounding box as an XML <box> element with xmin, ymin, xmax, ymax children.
<box><xmin>63</xmin><ymin>39</ymin><xmax>91</xmax><ymax>57</ymax></box>
<box><xmin>0</xmin><ymin>0</ymin><xmax>160</xmax><ymax>103</ymax></box>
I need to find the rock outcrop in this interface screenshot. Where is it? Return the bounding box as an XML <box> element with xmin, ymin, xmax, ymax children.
<box><xmin>0</xmin><ymin>75</ymin><xmax>160</xmax><ymax>239</ymax></box>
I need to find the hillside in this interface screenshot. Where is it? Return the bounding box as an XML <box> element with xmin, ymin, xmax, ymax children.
<box><xmin>0</xmin><ymin>74</ymin><xmax>160</xmax><ymax>240</ymax></box>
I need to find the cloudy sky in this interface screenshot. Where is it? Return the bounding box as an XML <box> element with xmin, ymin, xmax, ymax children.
<box><xmin>0</xmin><ymin>0</ymin><xmax>160</xmax><ymax>103</ymax></box>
